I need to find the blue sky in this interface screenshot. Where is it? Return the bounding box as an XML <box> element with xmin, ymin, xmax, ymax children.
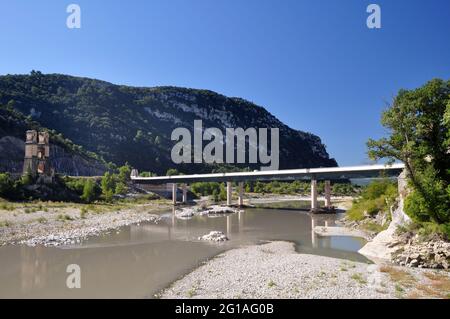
<box><xmin>1</xmin><ymin>0</ymin><xmax>449</xmax><ymax>166</ymax></box>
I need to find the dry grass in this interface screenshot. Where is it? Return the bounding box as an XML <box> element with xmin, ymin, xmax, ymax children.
<box><xmin>379</xmin><ymin>265</ymin><xmax>416</xmax><ymax>288</ymax></box>
<box><xmin>350</xmin><ymin>273</ymin><xmax>367</xmax><ymax>285</ymax></box>
<box><xmin>413</xmin><ymin>284</ymin><xmax>446</xmax><ymax>298</ymax></box>
<box><xmin>418</xmin><ymin>272</ymin><xmax>450</xmax><ymax>298</ymax></box>
<box><xmin>381</xmin><ymin>265</ymin><xmax>450</xmax><ymax>299</ymax></box>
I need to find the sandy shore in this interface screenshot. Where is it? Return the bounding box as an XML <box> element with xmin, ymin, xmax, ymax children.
<box><xmin>160</xmin><ymin>241</ymin><xmax>450</xmax><ymax>299</ymax></box>
<box><xmin>0</xmin><ymin>200</ymin><xmax>171</xmax><ymax>246</ymax></box>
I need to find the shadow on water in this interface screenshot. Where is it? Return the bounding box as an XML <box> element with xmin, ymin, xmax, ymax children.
<box><xmin>0</xmin><ymin>205</ymin><xmax>368</xmax><ymax>298</ymax></box>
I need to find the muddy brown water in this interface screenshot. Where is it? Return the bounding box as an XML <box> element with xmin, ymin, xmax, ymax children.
<box><xmin>0</xmin><ymin>207</ymin><xmax>368</xmax><ymax>298</ymax></box>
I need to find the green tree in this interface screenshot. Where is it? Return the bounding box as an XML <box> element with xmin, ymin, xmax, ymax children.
<box><xmin>101</xmin><ymin>172</ymin><xmax>116</xmax><ymax>202</ymax></box>
<box><xmin>166</xmin><ymin>168</ymin><xmax>180</xmax><ymax>176</ymax></box>
<box><xmin>219</xmin><ymin>183</ymin><xmax>227</xmax><ymax>201</ymax></box>
<box><xmin>80</xmin><ymin>179</ymin><xmax>96</xmax><ymax>203</ymax></box>
<box><xmin>212</xmin><ymin>189</ymin><xmax>219</xmax><ymax>202</ymax></box>
<box><xmin>367</xmin><ymin>79</ymin><xmax>450</xmax><ymax>227</ymax></box>
<box><xmin>118</xmin><ymin>164</ymin><xmax>131</xmax><ymax>182</ymax></box>
<box><xmin>115</xmin><ymin>182</ymin><xmax>127</xmax><ymax>195</ymax></box>
<box><xmin>254</xmin><ymin>181</ymin><xmax>264</xmax><ymax>193</ymax></box>
<box><xmin>104</xmin><ymin>189</ymin><xmax>114</xmax><ymax>202</ymax></box>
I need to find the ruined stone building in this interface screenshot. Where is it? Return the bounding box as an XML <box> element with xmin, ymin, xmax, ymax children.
<box><xmin>23</xmin><ymin>130</ymin><xmax>54</xmax><ymax>179</ymax></box>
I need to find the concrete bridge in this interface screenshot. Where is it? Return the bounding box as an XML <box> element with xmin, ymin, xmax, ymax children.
<box><xmin>131</xmin><ymin>163</ymin><xmax>405</xmax><ymax>212</ymax></box>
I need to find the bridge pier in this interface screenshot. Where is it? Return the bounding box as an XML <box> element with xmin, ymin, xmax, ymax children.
<box><xmin>172</xmin><ymin>183</ymin><xmax>177</xmax><ymax>205</ymax></box>
<box><xmin>324</xmin><ymin>180</ymin><xmax>331</xmax><ymax>209</ymax></box>
<box><xmin>226</xmin><ymin>182</ymin><xmax>232</xmax><ymax>206</ymax></box>
<box><xmin>310</xmin><ymin>179</ymin><xmax>318</xmax><ymax>212</ymax></box>
<box><xmin>238</xmin><ymin>182</ymin><xmax>244</xmax><ymax>207</ymax></box>
<box><xmin>182</xmin><ymin>184</ymin><xmax>188</xmax><ymax>204</ymax></box>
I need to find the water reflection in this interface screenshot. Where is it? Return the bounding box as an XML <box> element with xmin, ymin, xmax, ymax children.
<box><xmin>20</xmin><ymin>246</ymin><xmax>49</xmax><ymax>293</ymax></box>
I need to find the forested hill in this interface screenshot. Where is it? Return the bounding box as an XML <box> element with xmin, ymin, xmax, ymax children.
<box><xmin>0</xmin><ymin>72</ymin><xmax>337</xmax><ymax>175</ymax></box>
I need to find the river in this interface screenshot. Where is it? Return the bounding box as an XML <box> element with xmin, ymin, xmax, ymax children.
<box><xmin>0</xmin><ymin>205</ymin><xmax>367</xmax><ymax>298</ymax></box>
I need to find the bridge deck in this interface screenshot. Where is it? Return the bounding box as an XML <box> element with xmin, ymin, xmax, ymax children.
<box><xmin>131</xmin><ymin>163</ymin><xmax>405</xmax><ymax>184</ymax></box>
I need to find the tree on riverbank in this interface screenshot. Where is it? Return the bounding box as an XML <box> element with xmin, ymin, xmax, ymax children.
<box><xmin>367</xmin><ymin>79</ymin><xmax>450</xmax><ymax>238</ymax></box>
<box><xmin>80</xmin><ymin>179</ymin><xmax>97</xmax><ymax>203</ymax></box>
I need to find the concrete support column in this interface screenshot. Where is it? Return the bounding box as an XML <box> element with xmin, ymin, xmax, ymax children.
<box><xmin>324</xmin><ymin>180</ymin><xmax>331</xmax><ymax>209</ymax></box>
<box><xmin>310</xmin><ymin>179</ymin><xmax>318</xmax><ymax>211</ymax></box>
<box><xmin>172</xmin><ymin>183</ymin><xmax>177</xmax><ymax>205</ymax></box>
<box><xmin>182</xmin><ymin>184</ymin><xmax>188</xmax><ymax>204</ymax></box>
<box><xmin>238</xmin><ymin>182</ymin><xmax>244</xmax><ymax>207</ymax></box>
<box><xmin>226</xmin><ymin>182</ymin><xmax>232</xmax><ymax>206</ymax></box>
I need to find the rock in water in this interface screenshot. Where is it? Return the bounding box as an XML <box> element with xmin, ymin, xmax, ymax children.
<box><xmin>206</xmin><ymin>205</ymin><xmax>243</xmax><ymax>215</ymax></box>
<box><xmin>175</xmin><ymin>208</ymin><xmax>195</xmax><ymax>219</ymax></box>
<box><xmin>198</xmin><ymin>231</ymin><xmax>229</xmax><ymax>242</ymax></box>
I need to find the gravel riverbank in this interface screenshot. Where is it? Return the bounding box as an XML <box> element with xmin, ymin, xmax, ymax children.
<box><xmin>0</xmin><ymin>201</ymin><xmax>171</xmax><ymax>246</ymax></box>
<box><xmin>160</xmin><ymin>241</ymin><xmax>450</xmax><ymax>299</ymax></box>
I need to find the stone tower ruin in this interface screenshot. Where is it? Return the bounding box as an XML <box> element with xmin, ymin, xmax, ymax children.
<box><xmin>23</xmin><ymin>130</ymin><xmax>53</xmax><ymax>179</ymax></box>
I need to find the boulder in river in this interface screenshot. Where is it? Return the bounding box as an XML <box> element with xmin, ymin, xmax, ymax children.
<box><xmin>198</xmin><ymin>231</ymin><xmax>229</xmax><ymax>242</ymax></box>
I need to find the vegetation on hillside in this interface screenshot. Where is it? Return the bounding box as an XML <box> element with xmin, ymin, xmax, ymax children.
<box><xmin>367</xmin><ymin>79</ymin><xmax>450</xmax><ymax>239</ymax></box>
<box><xmin>346</xmin><ymin>179</ymin><xmax>397</xmax><ymax>227</ymax></box>
<box><xmin>0</xmin><ymin>72</ymin><xmax>337</xmax><ymax>174</ymax></box>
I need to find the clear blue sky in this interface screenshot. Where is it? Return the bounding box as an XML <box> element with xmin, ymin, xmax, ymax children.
<box><xmin>1</xmin><ymin>0</ymin><xmax>449</xmax><ymax>166</ymax></box>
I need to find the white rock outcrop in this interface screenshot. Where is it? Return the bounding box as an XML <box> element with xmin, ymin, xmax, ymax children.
<box><xmin>358</xmin><ymin>171</ymin><xmax>412</xmax><ymax>261</ymax></box>
<box><xmin>198</xmin><ymin>231</ymin><xmax>229</xmax><ymax>242</ymax></box>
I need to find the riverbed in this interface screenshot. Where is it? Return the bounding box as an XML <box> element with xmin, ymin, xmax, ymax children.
<box><xmin>0</xmin><ymin>205</ymin><xmax>367</xmax><ymax>298</ymax></box>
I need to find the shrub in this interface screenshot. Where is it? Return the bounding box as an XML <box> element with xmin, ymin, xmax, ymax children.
<box><xmin>118</xmin><ymin>164</ymin><xmax>131</xmax><ymax>182</ymax></box>
<box><xmin>404</xmin><ymin>167</ymin><xmax>450</xmax><ymax>225</ymax></box>
<box><xmin>104</xmin><ymin>189</ymin><xmax>114</xmax><ymax>202</ymax></box>
<box><xmin>0</xmin><ymin>220</ymin><xmax>12</xmax><ymax>227</ymax></box>
<box><xmin>190</xmin><ymin>182</ymin><xmax>221</xmax><ymax>197</ymax></box>
<box><xmin>80</xmin><ymin>207</ymin><xmax>88</xmax><ymax>219</ymax></box>
<box><xmin>21</xmin><ymin>167</ymin><xmax>35</xmax><ymax>186</ymax></box>
<box><xmin>219</xmin><ymin>184</ymin><xmax>227</xmax><ymax>201</ymax></box>
<box><xmin>114</xmin><ymin>182</ymin><xmax>127</xmax><ymax>195</ymax></box>
<box><xmin>0</xmin><ymin>173</ymin><xmax>14</xmax><ymax>197</ymax></box>
<box><xmin>166</xmin><ymin>168</ymin><xmax>180</xmax><ymax>176</ymax></box>
<box><xmin>212</xmin><ymin>189</ymin><xmax>219</xmax><ymax>202</ymax></box>
<box><xmin>101</xmin><ymin>172</ymin><xmax>116</xmax><ymax>201</ymax></box>
<box><xmin>57</xmin><ymin>214</ymin><xmax>73</xmax><ymax>221</ymax></box>
<box><xmin>80</xmin><ymin>179</ymin><xmax>96</xmax><ymax>203</ymax></box>
<box><xmin>347</xmin><ymin>179</ymin><xmax>398</xmax><ymax>222</ymax></box>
